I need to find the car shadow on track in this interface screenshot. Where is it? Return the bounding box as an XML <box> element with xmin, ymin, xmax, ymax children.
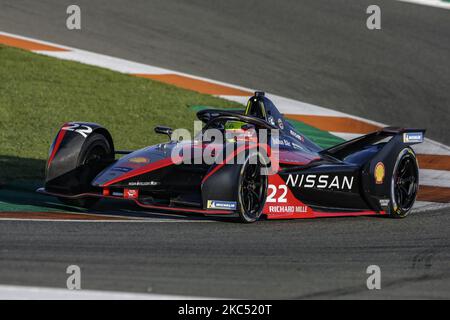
<box><xmin>0</xmin><ymin>155</ymin><xmax>45</xmax><ymax>185</ymax></box>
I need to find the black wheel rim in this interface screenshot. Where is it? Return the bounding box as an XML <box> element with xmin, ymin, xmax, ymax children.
<box><xmin>83</xmin><ymin>145</ymin><xmax>107</xmax><ymax>165</ymax></box>
<box><xmin>81</xmin><ymin>144</ymin><xmax>109</xmax><ymax>184</ymax></box>
<box><xmin>394</xmin><ymin>155</ymin><xmax>418</xmax><ymax>211</ymax></box>
<box><xmin>240</xmin><ymin>163</ymin><xmax>266</xmax><ymax>220</ymax></box>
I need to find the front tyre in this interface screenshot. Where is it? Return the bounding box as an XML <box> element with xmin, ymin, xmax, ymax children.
<box><xmin>389</xmin><ymin>147</ymin><xmax>419</xmax><ymax>218</ymax></box>
<box><xmin>237</xmin><ymin>153</ymin><xmax>268</xmax><ymax>223</ymax></box>
<box><xmin>58</xmin><ymin>133</ymin><xmax>113</xmax><ymax>208</ymax></box>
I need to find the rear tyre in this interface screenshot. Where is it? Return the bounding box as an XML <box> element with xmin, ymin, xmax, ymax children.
<box><xmin>237</xmin><ymin>153</ymin><xmax>268</xmax><ymax>223</ymax></box>
<box><xmin>389</xmin><ymin>147</ymin><xmax>419</xmax><ymax>218</ymax></box>
<box><xmin>58</xmin><ymin>133</ymin><xmax>113</xmax><ymax>208</ymax></box>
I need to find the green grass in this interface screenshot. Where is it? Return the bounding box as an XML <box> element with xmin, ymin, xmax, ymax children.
<box><xmin>286</xmin><ymin>118</ymin><xmax>344</xmax><ymax>148</ymax></box>
<box><xmin>0</xmin><ymin>45</ymin><xmax>242</xmax><ymax>183</ymax></box>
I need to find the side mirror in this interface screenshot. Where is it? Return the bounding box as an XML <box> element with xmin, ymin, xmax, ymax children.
<box><xmin>154</xmin><ymin>126</ymin><xmax>173</xmax><ymax>140</ymax></box>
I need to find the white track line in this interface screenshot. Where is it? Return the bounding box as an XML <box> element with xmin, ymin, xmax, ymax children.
<box><xmin>35</xmin><ymin>50</ymin><xmax>172</xmax><ymax>74</ymax></box>
<box><xmin>419</xmin><ymin>169</ymin><xmax>450</xmax><ymax>188</ymax></box>
<box><xmin>413</xmin><ymin>201</ymin><xmax>450</xmax><ymax>212</ymax></box>
<box><xmin>0</xmin><ymin>285</ymin><xmax>213</xmax><ymax>300</ymax></box>
<box><xmin>398</xmin><ymin>0</ymin><xmax>450</xmax><ymax>9</ymax></box>
<box><xmin>412</xmin><ymin>140</ymin><xmax>450</xmax><ymax>156</ymax></box>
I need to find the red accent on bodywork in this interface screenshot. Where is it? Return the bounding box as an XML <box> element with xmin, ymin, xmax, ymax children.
<box><xmin>37</xmin><ymin>188</ymin><xmax>233</xmax><ymax>215</ymax></box>
<box><xmin>267</xmin><ymin>209</ymin><xmax>385</xmax><ymax>219</ymax></box>
<box><xmin>47</xmin><ymin>124</ymin><xmax>68</xmax><ymax>169</ymax></box>
<box><xmin>37</xmin><ymin>186</ymin><xmax>383</xmax><ymax>220</ymax></box>
<box><xmin>263</xmin><ymin>174</ymin><xmax>314</xmax><ymax>218</ymax></box>
<box><xmin>200</xmin><ymin>145</ymin><xmax>320</xmax><ymax>184</ymax></box>
<box><xmin>102</xmin><ymin>157</ymin><xmax>180</xmax><ymax>187</ymax></box>
<box><xmin>264</xmin><ymin>174</ymin><xmax>385</xmax><ymax>220</ymax></box>
<box><xmin>201</xmin><ymin>143</ymin><xmax>270</xmax><ymax>185</ymax></box>
<box><xmin>277</xmin><ymin>149</ymin><xmax>321</xmax><ymax>166</ymax></box>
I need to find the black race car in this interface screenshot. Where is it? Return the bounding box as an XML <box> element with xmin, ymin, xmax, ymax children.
<box><xmin>38</xmin><ymin>92</ymin><xmax>424</xmax><ymax>222</ymax></box>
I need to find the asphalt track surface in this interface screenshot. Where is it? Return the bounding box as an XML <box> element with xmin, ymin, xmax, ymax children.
<box><xmin>0</xmin><ymin>0</ymin><xmax>449</xmax><ymax>298</ymax></box>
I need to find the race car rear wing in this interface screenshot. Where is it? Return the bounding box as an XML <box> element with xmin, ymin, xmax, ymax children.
<box><xmin>380</xmin><ymin>127</ymin><xmax>426</xmax><ymax>144</ymax></box>
<box><xmin>320</xmin><ymin>127</ymin><xmax>426</xmax><ymax>160</ymax></box>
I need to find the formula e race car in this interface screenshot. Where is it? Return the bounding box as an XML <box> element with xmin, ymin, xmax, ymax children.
<box><xmin>38</xmin><ymin>92</ymin><xmax>425</xmax><ymax>222</ymax></box>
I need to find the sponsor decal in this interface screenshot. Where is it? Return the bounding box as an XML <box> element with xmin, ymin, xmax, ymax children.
<box><xmin>291</xmin><ymin>142</ymin><xmax>306</xmax><ymax>151</ymax></box>
<box><xmin>128</xmin><ymin>181</ymin><xmax>160</xmax><ymax>186</ymax></box>
<box><xmin>374</xmin><ymin>162</ymin><xmax>385</xmax><ymax>184</ymax></box>
<box><xmin>207</xmin><ymin>200</ymin><xmax>237</xmax><ymax>210</ymax></box>
<box><xmin>128</xmin><ymin>157</ymin><xmax>150</xmax><ymax>164</ymax></box>
<box><xmin>272</xmin><ymin>137</ymin><xmax>306</xmax><ymax>151</ymax></box>
<box><xmin>268</xmin><ymin>205</ymin><xmax>308</xmax><ymax>214</ymax></box>
<box><xmin>289</xmin><ymin>130</ymin><xmax>304</xmax><ymax>142</ymax></box>
<box><xmin>403</xmin><ymin>132</ymin><xmax>423</xmax><ymax>143</ymax></box>
<box><xmin>272</xmin><ymin>137</ymin><xmax>292</xmax><ymax>147</ymax></box>
<box><xmin>268</xmin><ymin>115</ymin><xmax>276</xmax><ymax>126</ymax></box>
<box><xmin>280</xmin><ymin>157</ymin><xmax>303</xmax><ymax>163</ymax></box>
<box><xmin>111</xmin><ymin>167</ymin><xmax>133</xmax><ymax>173</ymax></box>
<box><xmin>286</xmin><ymin>174</ymin><xmax>354</xmax><ymax>190</ymax></box>
<box><xmin>124</xmin><ymin>189</ymin><xmax>139</xmax><ymax>199</ymax></box>
<box><xmin>379</xmin><ymin>199</ymin><xmax>390</xmax><ymax>207</ymax></box>
<box><xmin>277</xmin><ymin>118</ymin><xmax>284</xmax><ymax>130</ymax></box>
<box><xmin>393</xmin><ymin>204</ymin><xmax>399</xmax><ymax>213</ymax></box>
